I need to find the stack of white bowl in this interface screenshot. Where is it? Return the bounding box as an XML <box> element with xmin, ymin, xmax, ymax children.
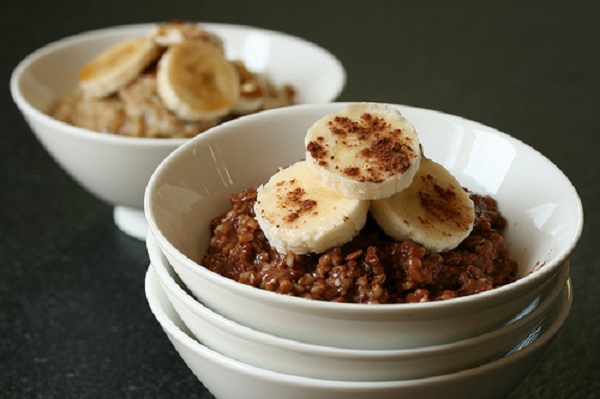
<box><xmin>144</xmin><ymin>103</ymin><xmax>583</xmax><ymax>399</ymax></box>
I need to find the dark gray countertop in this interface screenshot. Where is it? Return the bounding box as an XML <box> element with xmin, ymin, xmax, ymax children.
<box><xmin>1</xmin><ymin>1</ymin><xmax>598</xmax><ymax>398</ymax></box>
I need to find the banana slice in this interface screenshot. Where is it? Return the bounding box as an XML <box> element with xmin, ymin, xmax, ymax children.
<box><xmin>255</xmin><ymin>161</ymin><xmax>369</xmax><ymax>255</ymax></box>
<box><xmin>305</xmin><ymin>103</ymin><xmax>421</xmax><ymax>200</ymax></box>
<box><xmin>78</xmin><ymin>36</ymin><xmax>160</xmax><ymax>98</ymax></box>
<box><xmin>151</xmin><ymin>21</ymin><xmax>225</xmax><ymax>51</ymax></box>
<box><xmin>157</xmin><ymin>41</ymin><xmax>240</xmax><ymax>121</ymax></box>
<box><xmin>370</xmin><ymin>157</ymin><xmax>475</xmax><ymax>253</ymax></box>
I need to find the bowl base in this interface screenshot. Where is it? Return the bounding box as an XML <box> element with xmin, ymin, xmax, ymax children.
<box><xmin>114</xmin><ymin>206</ymin><xmax>147</xmax><ymax>240</ymax></box>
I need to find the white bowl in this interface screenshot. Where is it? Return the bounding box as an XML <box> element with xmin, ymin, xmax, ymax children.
<box><xmin>10</xmin><ymin>23</ymin><xmax>345</xmax><ymax>240</ymax></box>
<box><xmin>145</xmin><ymin>102</ymin><xmax>583</xmax><ymax>349</ymax></box>
<box><xmin>147</xmin><ymin>231</ymin><xmax>569</xmax><ymax>382</ymax></box>
<box><xmin>145</xmin><ymin>265</ymin><xmax>572</xmax><ymax>399</ymax></box>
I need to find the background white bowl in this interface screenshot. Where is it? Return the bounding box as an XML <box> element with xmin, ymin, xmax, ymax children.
<box><xmin>145</xmin><ymin>265</ymin><xmax>572</xmax><ymax>399</ymax></box>
<box><xmin>10</xmin><ymin>23</ymin><xmax>345</xmax><ymax>240</ymax></box>
<box><xmin>147</xmin><ymin>231</ymin><xmax>569</xmax><ymax>382</ymax></box>
<box><xmin>145</xmin><ymin>102</ymin><xmax>583</xmax><ymax>349</ymax></box>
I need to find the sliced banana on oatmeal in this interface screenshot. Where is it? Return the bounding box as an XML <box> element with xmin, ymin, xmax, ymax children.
<box><xmin>150</xmin><ymin>21</ymin><xmax>225</xmax><ymax>51</ymax></box>
<box><xmin>255</xmin><ymin>160</ymin><xmax>369</xmax><ymax>255</ymax></box>
<box><xmin>157</xmin><ymin>40</ymin><xmax>240</xmax><ymax>121</ymax></box>
<box><xmin>370</xmin><ymin>157</ymin><xmax>475</xmax><ymax>253</ymax></box>
<box><xmin>78</xmin><ymin>36</ymin><xmax>160</xmax><ymax>98</ymax></box>
<box><xmin>305</xmin><ymin>103</ymin><xmax>422</xmax><ymax>200</ymax></box>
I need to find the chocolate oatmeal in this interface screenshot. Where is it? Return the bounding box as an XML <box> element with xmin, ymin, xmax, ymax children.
<box><xmin>202</xmin><ymin>187</ymin><xmax>518</xmax><ymax>304</ymax></box>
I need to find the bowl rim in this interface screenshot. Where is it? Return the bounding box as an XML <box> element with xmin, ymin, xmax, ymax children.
<box><xmin>145</xmin><ymin>264</ymin><xmax>573</xmax><ymax>388</ymax></box>
<box><xmin>147</xmin><ymin>231</ymin><xmax>568</xmax><ymax>360</ymax></box>
<box><xmin>145</xmin><ymin>102</ymin><xmax>584</xmax><ymax>315</ymax></box>
<box><xmin>9</xmin><ymin>22</ymin><xmax>346</xmax><ymax>146</ymax></box>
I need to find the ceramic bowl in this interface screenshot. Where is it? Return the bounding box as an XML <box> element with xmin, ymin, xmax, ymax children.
<box><xmin>147</xmin><ymin>231</ymin><xmax>569</xmax><ymax>382</ymax></box>
<box><xmin>145</xmin><ymin>265</ymin><xmax>572</xmax><ymax>399</ymax></box>
<box><xmin>10</xmin><ymin>23</ymin><xmax>345</xmax><ymax>240</ymax></box>
<box><xmin>145</xmin><ymin>102</ymin><xmax>583</xmax><ymax>349</ymax></box>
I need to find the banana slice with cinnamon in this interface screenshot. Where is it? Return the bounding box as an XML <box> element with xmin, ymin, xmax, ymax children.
<box><xmin>255</xmin><ymin>160</ymin><xmax>369</xmax><ymax>255</ymax></box>
<box><xmin>305</xmin><ymin>103</ymin><xmax>422</xmax><ymax>200</ymax></box>
<box><xmin>370</xmin><ymin>157</ymin><xmax>475</xmax><ymax>252</ymax></box>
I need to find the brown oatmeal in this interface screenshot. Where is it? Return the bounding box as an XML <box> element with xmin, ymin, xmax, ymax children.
<box><xmin>202</xmin><ymin>187</ymin><xmax>518</xmax><ymax>304</ymax></box>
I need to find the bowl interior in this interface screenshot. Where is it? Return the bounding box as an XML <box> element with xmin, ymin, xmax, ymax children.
<box><xmin>146</xmin><ymin>102</ymin><xmax>583</xmax><ymax>289</ymax></box>
<box><xmin>12</xmin><ymin>22</ymin><xmax>345</xmax><ymax>120</ymax></box>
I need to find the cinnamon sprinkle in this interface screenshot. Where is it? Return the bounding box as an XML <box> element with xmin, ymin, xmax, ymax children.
<box><xmin>279</xmin><ymin>185</ymin><xmax>318</xmax><ymax>223</ymax></box>
<box><xmin>418</xmin><ymin>174</ymin><xmax>470</xmax><ymax>230</ymax></box>
<box><xmin>317</xmin><ymin>112</ymin><xmax>415</xmax><ymax>182</ymax></box>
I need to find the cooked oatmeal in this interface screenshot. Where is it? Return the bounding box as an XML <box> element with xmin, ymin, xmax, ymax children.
<box><xmin>50</xmin><ymin>23</ymin><xmax>296</xmax><ymax>138</ymax></box>
<box><xmin>202</xmin><ymin>187</ymin><xmax>518</xmax><ymax>304</ymax></box>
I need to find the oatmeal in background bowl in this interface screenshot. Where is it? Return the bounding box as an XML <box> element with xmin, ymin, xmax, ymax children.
<box><xmin>51</xmin><ymin>22</ymin><xmax>297</xmax><ymax>138</ymax></box>
<box><xmin>10</xmin><ymin>22</ymin><xmax>345</xmax><ymax>239</ymax></box>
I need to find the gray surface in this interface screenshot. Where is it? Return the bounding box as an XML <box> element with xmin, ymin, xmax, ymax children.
<box><xmin>1</xmin><ymin>1</ymin><xmax>598</xmax><ymax>398</ymax></box>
